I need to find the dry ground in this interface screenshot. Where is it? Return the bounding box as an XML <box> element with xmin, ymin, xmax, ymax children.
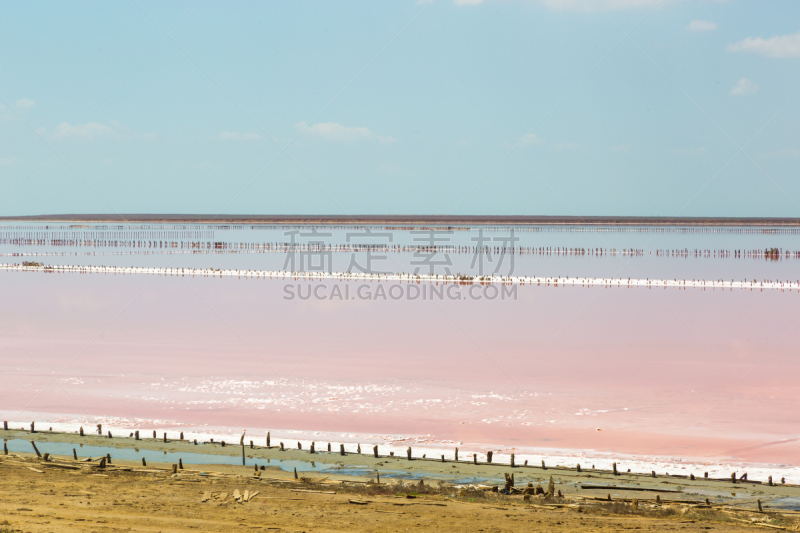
<box><xmin>2</xmin><ymin>453</ymin><xmax>798</xmax><ymax>532</ymax></box>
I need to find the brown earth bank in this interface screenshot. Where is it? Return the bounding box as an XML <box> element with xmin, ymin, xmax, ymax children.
<box><xmin>2</xmin><ymin>452</ymin><xmax>799</xmax><ymax>533</ymax></box>
<box><xmin>2</xmin><ymin>214</ymin><xmax>800</xmax><ymax>226</ymax></box>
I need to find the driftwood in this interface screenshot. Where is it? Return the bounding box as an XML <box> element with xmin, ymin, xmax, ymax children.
<box><xmin>579</xmin><ymin>485</ymin><xmax>681</xmax><ymax>493</ymax></box>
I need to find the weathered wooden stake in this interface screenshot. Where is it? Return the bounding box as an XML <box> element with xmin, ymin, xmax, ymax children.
<box><xmin>99</xmin><ymin>457</ymin><xmax>106</xmax><ymax>468</ymax></box>
<box><xmin>576</xmin><ymin>464</ymin><xmax>581</xmax><ymax>472</ymax></box>
<box><xmin>340</xmin><ymin>444</ymin><xmax>345</xmax><ymax>456</ymax></box>
<box><xmin>510</xmin><ymin>453</ymin><xmax>515</xmax><ymax>467</ymax></box>
<box><xmin>30</xmin><ymin>440</ymin><xmax>41</xmax><ymax>458</ymax></box>
<box><xmin>267</xmin><ymin>432</ymin><xmax>270</xmax><ymax>447</ymax></box>
<box><xmin>487</xmin><ymin>451</ymin><xmax>492</xmax><ymax>463</ymax></box>
<box><xmin>327</xmin><ymin>443</ymin><xmax>331</xmax><ymax>452</ymax></box>
<box><xmin>153</xmin><ymin>430</ymin><xmax>156</xmax><ymax>439</ymax></box>
<box><xmin>108</xmin><ymin>431</ymin><xmax>112</xmax><ymax>438</ymax></box>
<box><xmin>407</xmin><ymin>447</ymin><xmax>412</xmax><ymax>460</ymax></box>
<box><xmin>757</xmin><ymin>499</ymin><xmax>763</xmax><ymax>512</ymax></box>
<box><xmin>4</xmin><ymin>441</ymin><xmax>8</xmax><ymax>455</ymax></box>
<box><xmin>254</xmin><ymin>464</ymin><xmax>258</xmax><ymax>472</ymax></box>
<box><xmin>172</xmin><ymin>464</ymin><xmax>177</xmax><ymax>474</ymax></box>
<box><xmin>179</xmin><ymin>458</ymin><xmax>183</xmax><ymax>469</ymax></box>
<box><xmin>473</xmin><ymin>454</ymin><xmax>477</xmax><ymax>465</ymax></box>
<box><xmin>656</xmin><ymin>495</ymin><xmax>661</xmax><ymax>504</ymax></box>
<box><xmin>310</xmin><ymin>442</ymin><xmax>315</xmax><ymax>454</ymax></box>
<box><xmin>250</xmin><ymin>440</ymin><xmax>253</xmax><ymax>449</ymax></box>
<box><xmin>357</xmin><ymin>444</ymin><xmax>361</xmax><ymax>454</ymax></box>
<box><xmin>542</xmin><ymin>460</ymin><xmax>546</xmax><ymax>469</ymax></box>
<box><xmin>142</xmin><ymin>458</ymin><xmax>147</xmax><ymax>466</ymax></box>
<box><xmin>441</xmin><ymin>455</ymin><xmax>445</xmax><ymax>462</ymax></box>
<box><xmin>163</xmin><ymin>433</ymin><xmax>167</xmax><ymax>443</ymax></box>
<box><xmin>280</xmin><ymin>442</ymin><xmax>284</xmax><ymax>451</ymax></box>
<box><xmin>455</xmin><ymin>447</ymin><xmax>458</xmax><ymax>461</ymax></box>
<box><xmin>731</xmin><ymin>472</ymin><xmax>736</xmax><ymax>484</ymax></box>
<box><xmin>106</xmin><ymin>453</ymin><xmax>111</xmax><ymax>464</ymax></box>
<box><xmin>769</xmin><ymin>475</ymin><xmax>773</xmax><ymax>486</ymax></box>
<box><xmin>180</xmin><ymin>432</ymin><xmax>184</xmax><ymax>440</ymax></box>
<box><xmin>242</xmin><ymin>445</ymin><xmax>245</xmax><ymax>466</ymax></box>
<box><xmin>690</xmin><ymin>473</ymin><xmax>694</xmax><ymax>480</ymax></box>
<box><xmin>73</xmin><ymin>448</ymin><xmax>77</xmax><ymax>460</ymax></box>
<box><xmin>79</xmin><ymin>427</ymin><xmax>84</xmax><ymax>436</ymax></box>
<box><xmin>135</xmin><ymin>430</ymin><xmax>140</xmax><ymax>440</ymax></box>
<box><xmin>3</xmin><ymin>421</ymin><xmax>7</xmax><ymax>430</ymax></box>
<box><xmin>652</xmin><ymin>471</ymin><xmax>656</xmax><ymax>478</ymax></box>
<box><xmin>377</xmin><ymin>472</ymin><xmax>380</xmax><ymax>484</ymax></box>
<box><xmin>221</xmin><ymin>441</ymin><xmax>226</xmax><ymax>447</ymax></box>
<box><xmin>97</xmin><ymin>424</ymin><xmax>102</xmax><ymax>435</ymax></box>
<box><xmin>297</xmin><ymin>442</ymin><xmax>302</xmax><ymax>450</ymax></box>
<box><xmin>373</xmin><ymin>445</ymin><xmax>378</xmax><ymax>458</ymax></box>
<box><xmin>704</xmin><ymin>472</ymin><xmax>708</xmax><ymax>478</ymax></box>
<box><xmin>613</xmin><ymin>462</ymin><xmax>618</xmax><ymax>475</ymax></box>
<box><xmin>293</xmin><ymin>467</ymin><xmax>298</xmax><ymax>479</ymax></box>
<box><xmin>31</xmin><ymin>421</ymin><xmax>35</xmax><ymax>434</ymax></box>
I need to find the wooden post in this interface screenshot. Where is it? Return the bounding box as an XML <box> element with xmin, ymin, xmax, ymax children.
<box><xmin>79</xmin><ymin>427</ymin><xmax>84</xmax><ymax>437</ymax></box>
<box><xmin>510</xmin><ymin>453</ymin><xmax>515</xmax><ymax>467</ymax></box>
<box><xmin>769</xmin><ymin>475</ymin><xmax>773</xmax><ymax>486</ymax></box>
<box><xmin>340</xmin><ymin>444</ymin><xmax>345</xmax><ymax>456</ymax></box>
<box><xmin>194</xmin><ymin>439</ymin><xmax>197</xmax><ymax>445</ymax></box>
<box><xmin>656</xmin><ymin>495</ymin><xmax>661</xmax><ymax>504</ymax></box>
<box><xmin>4</xmin><ymin>441</ymin><xmax>8</xmax><ymax>455</ymax></box>
<box><xmin>31</xmin><ymin>421</ymin><xmax>35</xmax><ymax>434</ymax></box>
<box><xmin>758</xmin><ymin>499</ymin><xmax>763</xmax><ymax>512</ymax></box>
<box><xmin>250</xmin><ymin>440</ymin><xmax>253</xmax><ymax>449</ymax></box>
<box><xmin>163</xmin><ymin>433</ymin><xmax>167</xmax><ymax>443</ymax></box>
<box><xmin>327</xmin><ymin>443</ymin><xmax>331</xmax><ymax>452</ymax></box>
<box><xmin>357</xmin><ymin>444</ymin><xmax>361</xmax><ymax>454</ymax></box>
<box><xmin>106</xmin><ymin>453</ymin><xmax>111</xmax><ymax>464</ymax></box>
<box><xmin>441</xmin><ymin>454</ymin><xmax>445</xmax><ymax>462</ymax></box>
<box><xmin>455</xmin><ymin>447</ymin><xmax>458</xmax><ymax>461</ymax></box>
<box><xmin>652</xmin><ymin>471</ymin><xmax>656</xmax><ymax>478</ymax></box>
<box><xmin>73</xmin><ymin>448</ymin><xmax>77</xmax><ymax>460</ymax></box>
<box><xmin>221</xmin><ymin>441</ymin><xmax>226</xmax><ymax>447</ymax></box>
<box><xmin>172</xmin><ymin>464</ymin><xmax>177</xmax><ymax>474</ymax></box>
<box><xmin>280</xmin><ymin>442</ymin><xmax>284</xmax><ymax>451</ymax></box>
<box><xmin>487</xmin><ymin>451</ymin><xmax>492</xmax><ymax>463</ymax></box>
<box><xmin>407</xmin><ymin>447</ymin><xmax>412</xmax><ymax>460</ymax></box>
<box><xmin>613</xmin><ymin>463</ymin><xmax>618</xmax><ymax>475</ymax></box>
<box><xmin>242</xmin><ymin>445</ymin><xmax>245</xmax><ymax>466</ymax></box>
<box><xmin>690</xmin><ymin>473</ymin><xmax>694</xmax><ymax>480</ymax></box>
<box><xmin>179</xmin><ymin>458</ymin><xmax>183</xmax><ymax>469</ymax></box>
<box><xmin>310</xmin><ymin>442</ymin><xmax>315</xmax><ymax>454</ymax></box>
<box><xmin>30</xmin><ymin>441</ymin><xmax>41</xmax><ymax>458</ymax></box>
<box><xmin>576</xmin><ymin>464</ymin><xmax>581</xmax><ymax>472</ymax></box>
<box><xmin>135</xmin><ymin>430</ymin><xmax>139</xmax><ymax>440</ymax></box>
<box><xmin>108</xmin><ymin>431</ymin><xmax>112</xmax><ymax>438</ymax></box>
<box><xmin>153</xmin><ymin>430</ymin><xmax>156</xmax><ymax>439</ymax></box>
<box><xmin>297</xmin><ymin>442</ymin><xmax>302</xmax><ymax>450</ymax></box>
<box><xmin>377</xmin><ymin>472</ymin><xmax>380</xmax><ymax>484</ymax></box>
<box><xmin>267</xmin><ymin>432</ymin><xmax>270</xmax><ymax>447</ymax></box>
<box><xmin>704</xmin><ymin>472</ymin><xmax>708</xmax><ymax>478</ymax></box>
<box><xmin>97</xmin><ymin>424</ymin><xmax>102</xmax><ymax>435</ymax></box>
<box><xmin>99</xmin><ymin>457</ymin><xmax>106</xmax><ymax>468</ymax></box>
<box><xmin>180</xmin><ymin>432</ymin><xmax>184</xmax><ymax>441</ymax></box>
<box><xmin>3</xmin><ymin>421</ymin><xmax>7</xmax><ymax>430</ymax></box>
<box><xmin>142</xmin><ymin>458</ymin><xmax>147</xmax><ymax>466</ymax></box>
<box><xmin>473</xmin><ymin>454</ymin><xmax>477</xmax><ymax>465</ymax></box>
<box><xmin>373</xmin><ymin>445</ymin><xmax>378</xmax><ymax>458</ymax></box>
<box><xmin>254</xmin><ymin>464</ymin><xmax>258</xmax><ymax>472</ymax></box>
<box><xmin>293</xmin><ymin>467</ymin><xmax>298</xmax><ymax>479</ymax></box>
<box><xmin>731</xmin><ymin>473</ymin><xmax>736</xmax><ymax>484</ymax></box>
<box><xmin>542</xmin><ymin>460</ymin><xmax>546</xmax><ymax>469</ymax></box>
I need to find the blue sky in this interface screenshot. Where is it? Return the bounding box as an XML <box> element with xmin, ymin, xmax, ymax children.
<box><xmin>0</xmin><ymin>0</ymin><xmax>798</xmax><ymax>217</ymax></box>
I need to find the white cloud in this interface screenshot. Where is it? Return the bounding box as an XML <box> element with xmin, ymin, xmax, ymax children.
<box><xmin>217</xmin><ymin>131</ymin><xmax>261</xmax><ymax>141</ymax></box>
<box><xmin>611</xmin><ymin>144</ymin><xmax>632</xmax><ymax>152</ymax></box>
<box><xmin>16</xmin><ymin>98</ymin><xmax>35</xmax><ymax>109</ymax></box>
<box><xmin>553</xmin><ymin>142</ymin><xmax>585</xmax><ymax>151</ymax></box>
<box><xmin>727</xmin><ymin>32</ymin><xmax>800</xmax><ymax>58</ymax></box>
<box><xmin>54</xmin><ymin>122</ymin><xmax>116</xmax><ymax>140</ymax></box>
<box><xmin>767</xmin><ymin>148</ymin><xmax>800</xmax><ymax>157</ymax></box>
<box><xmin>731</xmin><ymin>78</ymin><xmax>758</xmax><ymax>96</ymax></box>
<box><xmin>686</xmin><ymin>20</ymin><xmax>716</xmax><ymax>32</ymax></box>
<box><xmin>519</xmin><ymin>133</ymin><xmax>544</xmax><ymax>147</ymax></box>
<box><xmin>298</xmin><ymin>121</ymin><xmax>396</xmax><ymax>144</ymax></box>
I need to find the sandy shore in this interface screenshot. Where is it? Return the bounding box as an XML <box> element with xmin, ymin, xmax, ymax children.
<box><xmin>3</xmin><ymin>439</ymin><xmax>799</xmax><ymax>532</ymax></box>
<box><xmin>4</xmin><ymin>428</ymin><xmax>800</xmax><ymax>512</ymax></box>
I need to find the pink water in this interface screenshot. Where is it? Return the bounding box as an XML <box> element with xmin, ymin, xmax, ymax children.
<box><xmin>2</xmin><ymin>268</ymin><xmax>799</xmax><ymax>472</ymax></box>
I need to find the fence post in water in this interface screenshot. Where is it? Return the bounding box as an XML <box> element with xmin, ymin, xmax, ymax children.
<box><xmin>373</xmin><ymin>445</ymin><xmax>378</xmax><ymax>458</ymax></box>
<box><xmin>487</xmin><ymin>451</ymin><xmax>492</xmax><ymax>464</ymax></box>
<box><xmin>294</xmin><ymin>467</ymin><xmax>298</xmax><ymax>479</ymax></box>
<box><xmin>340</xmin><ymin>444</ymin><xmax>345</xmax><ymax>456</ymax></box>
<box><xmin>135</xmin><ymin>430</ymin><xmax>139</xmax><ymax>440</ymax></box>
<box><xmin>407</xmin><ymin>447</ymin><xmax>412</xmax><ymax>460</ymax></box>
<box><xmin>3</xmin><ymin>441</ymin><xmax>7</xmax><ymax>455</ymax></box>
<box><xmin>30</xmin><ymin>441</ymin><xmax>41</xmax><ymax>458</ymax></box>
<box><xmin>142</xmin><ymin>458</ymin><xmax>146</xmax><ymax>466</ymax></box>
<box><xmin>179</xmin><ymin>458</ymin><xmax>183</xmax><ymax>469</ymax></box>
<box><xmin>242</xmin><ymin>445</ymin><xmax>245</xmax><ymax>466</ymax></box>
<box><xmin>455</xmin><ymin>447</ymin><xmax>458</xmax><ymax>461</ymax></box>
<box><xmin>31</xmin><ymin>422</ymin><xmax>35</xmax><ymax>434</ymax></box>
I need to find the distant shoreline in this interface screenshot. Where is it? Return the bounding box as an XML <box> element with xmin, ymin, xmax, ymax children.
<box><xmin>2</xmin><ymin>214</ymin><xmax>800</xmax><ymax>226</ymax></box>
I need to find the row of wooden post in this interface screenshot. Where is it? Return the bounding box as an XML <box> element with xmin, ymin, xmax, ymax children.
<box><xmin>3</xmin><ymin>422</ymin><xmax>790</xmax><ymax>485</ymax></box>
